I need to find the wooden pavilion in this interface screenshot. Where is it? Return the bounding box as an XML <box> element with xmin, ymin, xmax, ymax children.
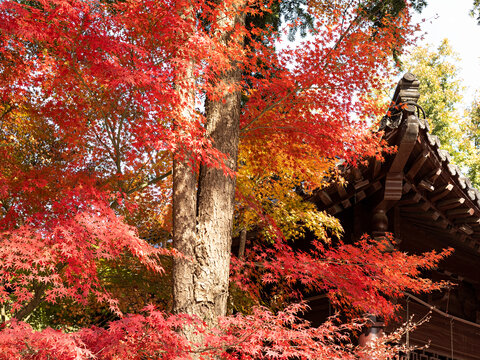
<box><xmin>308</xmin><ymin>73</ymin><xmax>480</xmax><ymax>360</ymax></box>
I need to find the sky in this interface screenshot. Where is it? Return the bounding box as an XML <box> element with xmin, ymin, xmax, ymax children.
<box><xmin>411</xmin><ymin>0</ymin><xmax>480</xmax><ymax>106</ymax></box>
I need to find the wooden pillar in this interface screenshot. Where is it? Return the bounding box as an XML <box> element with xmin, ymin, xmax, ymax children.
<box><xmin>358</xmin><ymin>315</ymin><xmax>385</xmax><ymax>347</ymax></box>
<box><xmin>372</xmin><ymin>209</ymin><xmax>388</xmax><ymax>239</ymax></box>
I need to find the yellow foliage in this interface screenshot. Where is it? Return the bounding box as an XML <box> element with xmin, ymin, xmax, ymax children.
<box><xmin>236</xmin><ymin>141</ymin><xmax>343</xmax><ymax>243</ymax></box>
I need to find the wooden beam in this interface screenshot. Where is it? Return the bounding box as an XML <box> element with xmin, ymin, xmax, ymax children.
<box><xmin>354</xmin><ymin>179</ymin><xmax>369</xmax><ymax>190</ymax></box>
<box><xmin>420</xmin><ymin>200</ymin><xmax>431</xmax><ymax>211</ymax></box>
<box><xmin>459</xmin><ymin>224</ymin><xmax>474</xmax><ymax>235</ymax></box>
<box><xmin>468</xmin><ymin>223</ymin><xmax>480</xmax><ymax>230</ymax></box>
<box><xmin>389</xmin><ymin>115</ymin><xmax>420</xmax><ymax>173</ymax></box>
<box><xmin>327</xmin><ymin>204</ymin><xmax>342</xmax><ymax>215</ymax></box>
<box><xmin>400</xmin><ymin>209</ymin><xmax>440</xmax><ymax>221</ymax></box>
<box><xmin>446</xmin><ymin>207</ymin><xmax>475</xmax><ymax>218</ymax></box>
<box><xmin>402</xmin><ymin>179</ymin><xmax>457</xmax><ymax>232</ymax></box>
<box><xmin>367</xmin><ymin>181</ymin><xmax>382</xmax><ymax>195</ymax></box>
<box><xmin>428</xmin><ymin>168</ymin><xmax>442</xmax><ymax>184</ymax></box>
<box><xmin>406</xmin><ymin>150</ymin><xmax>429</xmax><ymax>180</ymax></box>
<box><xmin>398</xmin><ymin>192</ymin><xmax>422</xmax><ymax>206</ymax></box>
<box><xmin>341</xmin><ymin>199</ymin><xmax>352</xmax><ymax>209</ymax></box>
<box><xmin>437</xmin><ymin>218</ymin><xmax>449</xmax><ymax>229</ymax></box>
<box><xmin>418</xmin><ymin>180</ymin><xmax>434</xmax><ymax>192</ymax></box>
<box><xmin>352</xmin><ymin>167</ymin><xmax>363</xmax><ymax>181</ymax></box>
<box><xmin>459</xmin><ymin>217</ymin><xmax>480</xmax><ymax>225</ymax></box>
<box><xmin>318</xmin><ymin>191</ymin><xmax>333</xmax><ymax>206</ymax></box>
<box><xmin>437</xmin><ymin>197</ymin><xmax>465</xmax><ymax>211</ymax></box>
<box><xmin>402</xmin><ymin>182</ymin><xmax>412</xmax><ymax>193</ymax></box>
<box><xmin>458</xmin><ymin>233</ymin><xmax>468</xmax><ymax>243</ymax></box>
<box><xmin>431</xmin><ymin>210</ymin><xmax>441</xmax><ymax>221</ymax></box>
<box><xmin>355</xmin><ymin>190</ymin><xmax>366</xmax><ymax>202</ymax></box>
<box><xmin>336</xmin><ymin>183</ymin><xmax>348</xmax><ymax>198</ymax></box>
<box><xmin>384</xmin><ymin>172</ymin><xmax>403</xmax><ymax>200</ymax></box>
<box><xmin>317</xmin><ymin>179</ymin><xmax>383</xmax><ymax>215</ymax></box>
<box><xmin>448</xmin><ymin>226</ymin><xmax>459</xmax><ymax>234</ymax></box>
<box><xmin>372</xmin><ymin>158</ymin><xmax>382</xmax><ymax>179</ymax></box>
<box><xmin>430</xmin><ymin>184</ymin><xmax>454</xmax><ymax>202</ymax></box>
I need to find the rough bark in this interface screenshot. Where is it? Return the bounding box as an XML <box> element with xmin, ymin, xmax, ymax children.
<box><xmin>172</xmin><ymin>1</ymin><xmax>244</xmax><ymax>337</ymax></box>
<box><xmin>172</xmin><ymin>157</ymin><xmax>197</xmax><ymax>315</ymax></box>
<box><xmin>193</xmin><ymin>68</ymin><xmax>241</xmax><ymax>326</ymax></box>
<box><xmin>173</xmin><ymin>76</ymin><xmax>241</xmax><ymax>324</ymax></box>
<box><xmin>172</xmin><ymin>54</ymin><xmax>198</xmax><ymax>319</ymax></box>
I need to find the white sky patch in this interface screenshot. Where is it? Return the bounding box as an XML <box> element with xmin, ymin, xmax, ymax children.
<box><xmin>411</xmin><ymin>0</ymin><xmax>480</xmax><ymax>105</ymax></box>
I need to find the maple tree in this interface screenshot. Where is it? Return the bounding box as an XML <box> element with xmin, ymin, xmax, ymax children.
<box><xmin>0</xmin><ymin>0</ymin><xmax>453</xmax><ymax>358</ymax></box>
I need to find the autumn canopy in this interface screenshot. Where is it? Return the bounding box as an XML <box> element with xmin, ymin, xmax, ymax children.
<box><xmin>0</xmin><ymin>0</ymin><xmax>450</xmax><ymax>358</ymax></box>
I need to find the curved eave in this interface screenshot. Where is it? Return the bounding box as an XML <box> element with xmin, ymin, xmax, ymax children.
<box><xmin>311</xmin><ymin>72</ymin><xmax>480</xmax><ymax>254</ymax></box>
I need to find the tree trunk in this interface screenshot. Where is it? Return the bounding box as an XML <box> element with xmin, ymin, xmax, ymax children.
<box><xmin>172</xmin><ymin>155</ymin><xmax>197</xmax><ymax>316</ymax></box>
<box><xmin>192</xmin><ymin>65</ymin><xmax>241</xmax><ymax>325</ymax></box>
<box><xmin>13</xmin><ymin>283</ymin><xmax>47</xmax><ymax>322</ymax></box>
<box><xmin>172</xmin><ymin>0</ymin><xmax>244</xmax><ymax>344</ymax></box>
<box><xmin>172</xmin><ymin>54</ymin><xmax>198</xmax><ymax>320</ymax></box>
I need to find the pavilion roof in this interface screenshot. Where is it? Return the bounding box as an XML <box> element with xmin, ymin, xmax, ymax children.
<box><xmin>310</xmin><ymin>73</ymin><xmax>480</xmax><ymax>255</ymax></box>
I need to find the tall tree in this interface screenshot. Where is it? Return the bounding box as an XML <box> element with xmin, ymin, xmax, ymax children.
<box><xmin>403</xmin><ymin>40</ymin><xmax>465</xmax><ymax>158</ymax></box>
<box><xmin>402</xmin><ymin>40</ymin><xmax>480</xmax><ymax>187</ymax></box>
<box><xmin>465</xmin><ymin>96</ymin><xmax>480</xmax><ymax>185</ymax></box>
<box><xmin>0</xmin><ymin>0</ymin><xmax>454</xmax><ymax>358</ymax></box>
<box><xmin>172</xmin><ymin>0</ymin><xmax>418</xmax><ymax>333</ymax></box>
<box><xmin>0</xmin><ymin>0</ymin><xmax>197</xmax><ymax>321</ymax></box>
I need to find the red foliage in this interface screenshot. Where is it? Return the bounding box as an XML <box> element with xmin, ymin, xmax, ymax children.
<box><xmin>0</xmin><ymin>304</ymin><xmax>401</xmax><ymax>360</ymax></box>
<box><xmin>232</xmin><ymin>234</ymin><xmax>452</xmax><ymax>319</ymax></box>
<box><xmin>0</xmin><ymin>183</ymin><xmax>166</xmax><ymax>314</ymax></box>
<box><xmin>0</xmin><ymin>0</ymin><xmax>449</xmax><ymax>358</ymax></box>
<box><xmin>0</xmin><ymin>321</ymin><xmax>92</xmax><ymax>360</ymax></box>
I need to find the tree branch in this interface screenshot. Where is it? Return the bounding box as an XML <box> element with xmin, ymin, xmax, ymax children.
<box><xmin>12</xmin><ymin>283</ymin><xmax>47</xmax><ymax>322</ymax></box>
<box><xmin>110</xmin><ymin>170</ymin><xmax>172</xmax><ymax>209</ymax></box>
